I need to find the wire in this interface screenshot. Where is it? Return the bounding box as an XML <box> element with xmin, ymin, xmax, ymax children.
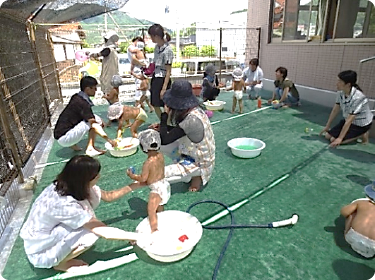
<box><xmin>187</xmin><ymin>200</ymin><xmax>298</xmax><ymax>280</ymax></box>
<box><xmin>186</xmin><ymin>200</ymin><xmax>235</xmax><ymax>280</ymax></box>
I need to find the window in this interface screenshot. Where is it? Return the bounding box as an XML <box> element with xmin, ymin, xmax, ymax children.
<box><xmin>271</xmin><ymin>0</ymin><xmax>375</xmax><ymax>41</ymax></box>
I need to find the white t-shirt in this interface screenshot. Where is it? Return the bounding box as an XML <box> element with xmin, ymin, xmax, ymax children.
<box><xmin>243</xmin><ymin>66</ymin><xmax>264</xmax><ymax>84</ymax></box>
<box><xmin>20</xmin><ymin>184</ymin><xmax>101</xmax><ymax>254</ymax></box>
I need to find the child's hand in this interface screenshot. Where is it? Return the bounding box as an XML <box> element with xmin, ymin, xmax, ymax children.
<box><xmin>148</xmin><ymin>123</ymin><xmax>160</xmax><ymax>131</ymax></box>
<box><xmin>127</xmin><ymin>168</ymin><xmax>136</xmax><ymax>178</ymax></box>
<box><xmin>108</xmin><ymin>139</ymin><xmax>117</xmax><ymax>147</ymax></box>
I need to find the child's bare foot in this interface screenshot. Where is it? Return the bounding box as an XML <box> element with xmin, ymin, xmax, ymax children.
<box><xmin>239</xmin><ymin>111</ymin><xmax>243</xmax><ymax>114</ymax></box>
<box><xmin>53</xmin><ymin>259</ymin><xmax>88</xmax><ymax>272</ymax></box>
<box><xmin>231</xmin><ymin>110</ymin><xmax>235</xmax><ymax>114</ymax></box>
<box><xmin>70</xmin><ymin>144</ymin><xmax>82</xmax><ymax>151</ymax></box>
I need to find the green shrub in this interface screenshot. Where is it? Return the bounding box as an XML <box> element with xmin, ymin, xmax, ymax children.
<box><xmin>172</xmin><ymin>61</ymin><xmax>182</xmax><ymax>68</ymax></box>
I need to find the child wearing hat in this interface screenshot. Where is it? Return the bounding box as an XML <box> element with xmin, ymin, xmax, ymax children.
<box><xmin>201</xmin><ymin>64</ymin><xmax>221</xmax><ymax>102</ymax></box>
<box><xmin>126</xmin><ymin>129</ymin><xmax>171</xmax><ymax>233</ymax></box>
<box><xmin>107</xmin><ymin>104</ymin><xmax>148</xmax><ymax>138</ymax></box>
<box><xmin>340</xmin><ymin>181</ymin><xmax>375</xmax><ymax>258</ymax></box>
<box><xmin>103</xmin><ymin>75</ymin><xmax>122</xmax><ymax>126</ymax></box>
<box><xmin>227</xmin><ymin>68</ymin><xmax>246</xmax><ymax>114</ymax></box>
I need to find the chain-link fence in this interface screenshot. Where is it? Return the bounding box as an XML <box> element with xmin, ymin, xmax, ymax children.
<box><xmin>0</xmin><ymin>9</ymin><xmax>62</xmax><ymax>238</ymax></box>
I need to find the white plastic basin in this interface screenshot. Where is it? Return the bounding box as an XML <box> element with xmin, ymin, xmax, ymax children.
<box><xmin>227</xmin><ymin>138</ymin><xmax>266</xmax><ymax>159</ymax></box>
<box><xmin>105</xmin><ymin>137</ymin><xmax>139</xmax><ymax>157</ymax></box>
<box><xmin>203</xmin><ymin>100</ymin><xmax>226</xmax><ymax>111</ymax></box>
<box><xmin>136</xmin><ymin>210</ymin><xmax>203</xmax><ymax>262</ymax></box>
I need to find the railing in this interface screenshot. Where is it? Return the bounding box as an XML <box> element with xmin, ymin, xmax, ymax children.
<box><xmin>358</xmin><ymin>56</ymin><xmax>375</xmax><ymax>100</ymax></box>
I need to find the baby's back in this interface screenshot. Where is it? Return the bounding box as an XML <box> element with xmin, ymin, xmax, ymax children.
<box><xmin>351</xmin><ymin>201</ymin><xmax>375</xmax><ymax>240</ymax></box>
<box><xmin>136</xmin><ymin>49</ymin><xmax>146</xmax><ymax>60</ymax></box>
<box><xmin>123</xmin><ymin>106</ymin><xmax>140</xmax><ymax>119</ymax></box>
<box><xmin>233</xmin><ymin>80</ymin><xmax>244</xmax><ymax>91</ymax></box>
<box><xmin>146</xmin><ymin>153</ymin><xmax>165</xmax><ymax>185</ymax></box>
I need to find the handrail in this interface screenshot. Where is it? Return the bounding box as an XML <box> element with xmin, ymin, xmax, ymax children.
<box><xmin>359</xmin><ymin>56</ymin><xmax>375</xmax><ymax>64</ymax></box>
<box><xmin>358</xmin><ymin>55</ymin><xmax>375</xmax><ymax>100</ymax></box>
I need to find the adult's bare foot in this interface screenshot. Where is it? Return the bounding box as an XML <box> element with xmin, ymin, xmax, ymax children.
<box><xmin>70</xmin><ymin>144</ymin><xmax>82</xmax><ymax>151</ymax></box>
<box><xmin>188</xmin><ymin>176</ymin><xmax>202</xmax><ymax>192</ymax></box>
<box><xmin>53</xmin><ymin>259</ymin><xmax>88</xmax><ymax>272</ymax></box>
<box><xmin>361</xmin><ymin>132</ymin><xmax>369</xmax><ymax>144</ymax></box>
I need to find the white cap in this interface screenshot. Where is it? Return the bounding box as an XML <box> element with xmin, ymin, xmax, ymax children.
<box><xmin>232</xmin><ymin>68</ymin><xmax>243</xmax><ymax>81</ymax></box>
<box><xmin>138</xmin><ymin>129</ymin><xmax>161</xmax><ymax>152</ymax></box>
<box><xmin>103</xmin><ymin>31</ymin><xmax>119</xmax><ymax>43</ymax></box>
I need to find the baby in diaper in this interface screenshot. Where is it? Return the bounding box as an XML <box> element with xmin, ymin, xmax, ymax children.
<box><xmin>340</xmin><ymin>182</ymin><xmax>375</xmax><ymax>258</ymax></box>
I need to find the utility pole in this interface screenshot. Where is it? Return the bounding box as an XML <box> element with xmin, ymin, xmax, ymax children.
<box><xmin>139</xmin><ymin>28</ymin><xmax>147</xmax><ymax>40</ymax></box>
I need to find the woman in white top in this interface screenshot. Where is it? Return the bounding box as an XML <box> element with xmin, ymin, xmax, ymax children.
<box><xmin>20</xmin><ymin>155</ymin><xmax>145</xmax><ymax>272</ymax></box>
<box><xmin>320</xmin><ymin>70</ymin><xmax>373</xmax><ymax>147</ymax></box>
<box><xmin>148</xmin><ymin>24</ymin><xmax>174</xmax><ymax>120</ymax></box>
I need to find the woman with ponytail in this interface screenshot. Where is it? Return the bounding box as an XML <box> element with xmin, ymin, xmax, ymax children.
<box><xmin>320</xmin><ymin>70</ymin><xmax>373</xmax><ymax>147</ymax></box>
<box><xmin>148</xmin><ymin>24</ymin><xmax>173</xmax><ymax>120</ymax></box>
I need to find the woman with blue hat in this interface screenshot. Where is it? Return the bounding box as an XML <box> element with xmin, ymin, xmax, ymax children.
<box><xmin>150</xmin><ymin>80</ymin><xmax>216</xmax><ymax>192</ymax></box>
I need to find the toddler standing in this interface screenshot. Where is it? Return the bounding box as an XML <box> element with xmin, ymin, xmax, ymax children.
<box><xmin>227</xmin><ymin>68</ymin><xmax>246</xmax><ymax>114</ymax></box>
<box><xmin>126</xmin><ymin>129</ymin><xmax>171</xmax><ymax>233</ymax></box>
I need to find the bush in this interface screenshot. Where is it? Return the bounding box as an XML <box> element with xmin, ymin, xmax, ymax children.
<box><xmin>145</xmin><ymin>46</ymin><xmax>154</xmax><ymax>54</ymax></box>
<box><xmin>182</xmin><ymin>45</ymin><xmax>199</xmax><ymax>58</ymax></box>
<box><xmin>200</xmin><ymin>45</ymin><xmax>216</xmax><ymax>57</ymax></box>
<box><xmin>172</xmin><ymin>61</ymin><xmax>182</xmax><ymax>68</ymax></box>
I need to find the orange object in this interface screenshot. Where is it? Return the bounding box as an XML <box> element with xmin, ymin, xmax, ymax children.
<box><xmin>257</xmin><ymin>97</ymin><xmax>262</xmax><ymax>108</ymax></box>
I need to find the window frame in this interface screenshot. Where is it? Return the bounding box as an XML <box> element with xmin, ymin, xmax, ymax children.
<box><xmin>270</xmin><ymin>0</ymin><xmax>375</xmax><ymax>43</ymax></box>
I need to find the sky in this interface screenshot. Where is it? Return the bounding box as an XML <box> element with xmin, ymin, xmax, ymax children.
<box><xmin>120</xmin><ymin>0</ymin><xmax>249</xmax><ymax>28</ymax></box>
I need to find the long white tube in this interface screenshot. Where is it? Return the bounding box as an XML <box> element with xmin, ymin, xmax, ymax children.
<box><xmin>272</xmin><ymin>214</ymin><xmax>299</xmax><ymax>227</ymax></box>
<box><xmin>202</xmin><ymin>174</ymin><xmax>290</xmax><ymax>226</ymax></box>
<box><xmin>210</xmin><ymin>106</ymin><xmax>270</xmax><ymax>125</ymax></box>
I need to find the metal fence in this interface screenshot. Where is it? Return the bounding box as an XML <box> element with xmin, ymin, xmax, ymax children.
<box><xmin>56</xmin><ymin>26</ymin><xmax>261</xmax><ymax>93</ymax></box>
<box><xmin>0</xmin><ymin>9</ymin><xmax>62</xmax><ymax>237</ymax></box>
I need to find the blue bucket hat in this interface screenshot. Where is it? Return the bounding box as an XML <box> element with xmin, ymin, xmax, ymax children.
<box><xmin>163</xmin><ymin>80</ymin><xmax>199</xmax><ymax>110</ymax></box>
<box><xmin>364</xmin><ymin>182</ymin><xmax>375</xmax><ymax>200</ymax></box>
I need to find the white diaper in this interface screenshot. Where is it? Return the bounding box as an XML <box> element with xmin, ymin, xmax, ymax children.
<box><xmin>149</xmin><ymin>179</ymin><xmax>171</xmax><ymax>205</ymax></box>
<box><xmin>233</xmin><ymin>90</ymin><xmax>243</xmax><ymax>100</ymax></box>
<box><xmin>345</xmin><ymin>228</ymin><xmax>375</xmax><ymax>258</ymax></box>
<box><xmin>142</xmin><ymin>90</ymin><xmax>151</xmax><ymax>99</ymax></box>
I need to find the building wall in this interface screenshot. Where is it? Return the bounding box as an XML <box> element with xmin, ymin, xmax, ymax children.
<box><xmin>246</xmin><ymin>0</ymin><xmax>375</xmax><ymax>98</ymax></box>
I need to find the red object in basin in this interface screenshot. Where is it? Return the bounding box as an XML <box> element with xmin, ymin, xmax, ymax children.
<box><xmin>178</xmin><ymin>234</ymin><xmax>189</xmax><ymax>242</ymax></box>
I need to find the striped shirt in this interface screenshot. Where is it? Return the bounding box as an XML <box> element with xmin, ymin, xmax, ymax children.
<box><xmin>153</xmin><ymin>43</ymin><xmax>173</xmax><ymax>78</ymax></box>
<box><xmin>335</xmin><ymin>87</ymin><xmax>373</xmax><ymax>127</ymax></box>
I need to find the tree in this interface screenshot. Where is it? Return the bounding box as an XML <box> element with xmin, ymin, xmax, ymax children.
<box><xmin>182</xmin><ymin>45</ymin><xmax>199</xmax><ymax>58</ymax></box>
<box><xmin>119</xmin><ymin>41</ymin><xmax>131</xmax><ymax>53</ymax></box>
<box><xmin>81</xmin><ymin>40</ymin><xmax>90</xmax><ymax>48</ymax></box>
<box><xmin>200</xmin><ymin>45</ymin><xmax>216</xmax><ymax>57</ymax></box>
